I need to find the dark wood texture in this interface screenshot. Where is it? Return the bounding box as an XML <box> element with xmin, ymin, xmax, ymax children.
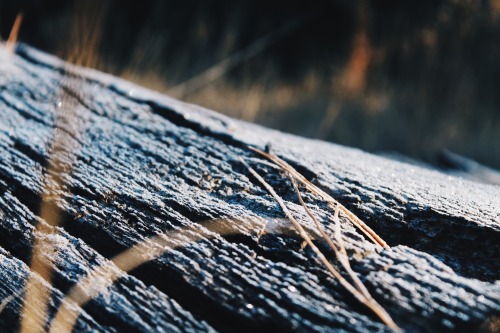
<box><xmin>0</xmin><ymin>44</ymin><xmax>498</xmax><ymax>332</ymax></box>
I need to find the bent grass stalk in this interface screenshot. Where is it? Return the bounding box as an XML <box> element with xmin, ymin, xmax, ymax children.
<box><xmin>288</xmin><ymin>175</ymin><xmax>373</xmax><ymax>300</ymax></box>
<box><xmin>249</xmin><ymin>146</ymin><xmax>388</xmax><ymax>248</ymax></box>
<box><xmin>289</xmin><ymin>174</ymin><xmax>399</xmax><ymax>330</ymax></box>
<box><xmin>240</xmin><ymin>157</ymin><xmax>400</xmax><ymax>331</ymax></box>
<box><xmin>5</xmin><ymin>13</ymin><xmax>23</xmax><ymax>53</ymax></box>
<box><xmin>13</xmin><ymin>5</ymin><xmax>108</xmax><ymax>331</ymax></box>
<box><xmin>48</xmin><ymin>218</ymin><xmax>265</xmax><ymax>333</ymax></box>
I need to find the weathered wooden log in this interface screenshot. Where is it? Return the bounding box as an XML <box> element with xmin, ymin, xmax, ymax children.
<box><xmin>0</xmin><ymin>44</ymin><xmax>498</xmax><ymax>333</ymax></box>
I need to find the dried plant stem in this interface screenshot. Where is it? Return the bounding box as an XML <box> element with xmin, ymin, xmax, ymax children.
<box><xmin>289</xmin><ymin>175</ymin><xmax>372</xmax><ymax>300</ymax></box>
<box><xmin>49</xmin><ymin>218</ymin><xmax>264</xmax><ymax>333</ymax></box>
<box><xmin>5</xmin><ymin>13</ymin><xmax>23</xmax><ymax>53</ymax></box>
<box><xmin>240</xmin><ymin>158</ymin><xmax>362</xmax><ymax>294</ymax></box>
<box><xmin>241</xmin><ymin>157</ymin><xmax>400</xmax><ymax>332</ymax></box>
<box><xmin>20</xmin><ymin>81</ymin><xmax>85</xmax><ymax>333</ymax></box>
<box><xmin>249</xmin><ymin>147</ymin><xmax>388</xmax><ymax>248</ymax></box>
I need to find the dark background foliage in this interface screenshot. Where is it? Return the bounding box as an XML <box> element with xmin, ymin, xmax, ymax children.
<box><xmin>1</xmin><ymin>0</ymin><xmax>499</xmax><ymax>168</ymax></box>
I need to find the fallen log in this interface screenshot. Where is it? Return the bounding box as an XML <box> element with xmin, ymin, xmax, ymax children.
<box><xmin>0</xmin><ymin>44</ymin><xmax>498</xmax><ymax>333</ymax></box>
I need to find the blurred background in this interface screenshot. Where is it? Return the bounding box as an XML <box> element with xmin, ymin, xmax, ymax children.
<box><xmin>1</xmin><ymin>0</ymin><xmax>499</xmax><ymax>171</ymax></box>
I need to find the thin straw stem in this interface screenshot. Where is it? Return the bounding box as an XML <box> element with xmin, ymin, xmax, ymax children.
<box><xmin>249</xmin><ymin>147</ymin><xmax>388</xmax><ymax>248</ymax></box>
<box><xmin>240</xmin><ymin>157</ymin><xmax>400</xmax><ymax>331</ymax></box>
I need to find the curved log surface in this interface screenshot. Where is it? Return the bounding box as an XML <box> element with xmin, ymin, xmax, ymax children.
<box><xmin>0</xmin><ymin>44</ymin><xmax>498</xmax><ymax>333</ymax></box>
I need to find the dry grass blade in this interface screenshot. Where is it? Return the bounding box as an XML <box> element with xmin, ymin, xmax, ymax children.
<box><xmin>289</xmin><ymin>175</ymin><xmax>341</xmax><ymax>256</ymax></box>
<box><xmin>5</xmin><ymin>13</ymin><xmax>23</xmax><ymax>53</ymax></box>
<box><xmin>249</xmin><ymin>146</ymin><xmax>388</xmax><ymax>248</ymax></box>
<box><xmin>17</xmin><ymin>3</ymin><xmax>108</xmax><ymax>330</ymax></box>
<box><xmin>240</xmin><ymin>157</ymin><xmax>400</xmax><ymax>332</ymax></box>
<box><xmin>19</xmin><ymin>85</ymin><xmax>84</xmax><ymax>333</ymax></box>
<box><xmin>289</xmin><ymin>175</ymin><xmax>372</xmax><ymax>300</ymax></box>
<box><xmin>49</xmin><ymin>217</ymin><xmax>267</xmax><ymax>333</ymax></box>
<box><xmin>49</xmin><ymin>224</ymin><xmax>206</xmax><ymax>333</ymax></box>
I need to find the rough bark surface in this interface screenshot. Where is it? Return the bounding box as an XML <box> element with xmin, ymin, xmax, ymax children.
<box><xmin>0</xmin><ymin>44</ymin><xmax>498</xmax><ymax>333</ymax></box>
